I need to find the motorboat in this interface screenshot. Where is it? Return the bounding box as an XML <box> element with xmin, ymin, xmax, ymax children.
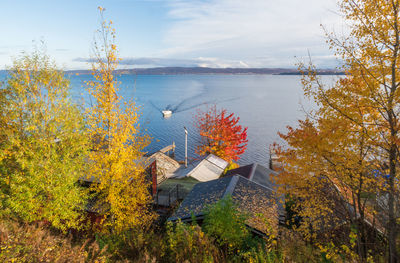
<box><xmin>162</xmin><ymin>110</ymin><xmax>172</xmax><ymax>117</ymax></box>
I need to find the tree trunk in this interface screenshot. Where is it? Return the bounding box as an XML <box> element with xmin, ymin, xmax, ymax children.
<box><xmin>388</xmin><ymin>147</ymin><xmax>398</xmax><ymax>263</ymax></box>
<box><xmin>357</xmin><ymin>191</ymin><xmax>367</xmax><ymax>261</ymax></box>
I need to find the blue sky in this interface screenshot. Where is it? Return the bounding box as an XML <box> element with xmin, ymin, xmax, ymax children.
<box><xmin>0</xmin><ymin>0</ymin><xmax>341</xmax><ymax>69</ymax></box>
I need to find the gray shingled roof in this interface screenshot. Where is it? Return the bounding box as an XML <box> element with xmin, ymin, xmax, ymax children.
<box><xmin>224</xmin><ymin>164</ymin><xmax>254</xmax><ymax>179</ymax></box>
<box><xmin>169</xmin><ymin>175</ymin><xmax>283</xmax><ymax>234</ymax></box>
<box><xmin>252</xmin><ymin>164</ymin><xmax>277</xmax><ymax>190</ymax></box>
<box><xmin>169</xmin><ymin>176</ymin><xmax>232</xmax><ymax>221</ymax></box>
<box><xmin>225</xmin><ymin>163</ymin><xmax>277</xmax><ymax>190</ymax></box>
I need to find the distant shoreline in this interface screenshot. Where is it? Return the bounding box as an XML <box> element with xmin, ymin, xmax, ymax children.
<box><xmin>0</xmin><ymin>67</ymin><xmax>344</xmax><ymax>76</ymax></box>
<box><xmin>277</xmin><ymin>72</ymin><xmax>345</xmax><ymax>76</ymax></box>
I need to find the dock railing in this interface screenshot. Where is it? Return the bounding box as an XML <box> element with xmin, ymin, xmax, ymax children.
<box><xmin>159</xmin><ymin>142</ymin><xmax>175</xmax><ymax>157</ymax></box>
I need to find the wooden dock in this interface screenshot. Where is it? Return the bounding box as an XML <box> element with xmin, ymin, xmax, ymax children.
<box><xmin>159</xmin><ymin>142</ymin><xmax>175</xmax><ymax>156</ymax></box>
<box><xmin>269</xmin><ymin>146</ymin><xmax>281</xmax><ymax>170</ymax></box>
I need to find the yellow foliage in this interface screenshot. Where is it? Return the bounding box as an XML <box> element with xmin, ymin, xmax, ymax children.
<box><xmin>0</xmin><ymin>49</ymin><xmax>88</xmax><ymax>231</ymax></box>
<box><xmin>274</xmin><ymin>0</ymin><xmax>400</xmax><ymax>260</ymax></box>
<box><xmin>86</xmin><ymin>9</ymin><xmax>153</xmax><ymax>233</ymax></box>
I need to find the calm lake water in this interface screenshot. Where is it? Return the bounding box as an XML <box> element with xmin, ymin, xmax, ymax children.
<box><xmin>2</xmin><ymin>72</ymin><xmax>337</xmax><ymax>166</ymax></box>
<box><xmin>69</xmin><ymin>74</ymin><xmax>336</xmax><ymax>167</ymax></box>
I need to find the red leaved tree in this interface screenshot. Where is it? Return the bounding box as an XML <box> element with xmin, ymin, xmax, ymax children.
<box><xmin>195</xmin><ymin>105</ymin><xmax>248</xmax><ymax>163</ymax></box>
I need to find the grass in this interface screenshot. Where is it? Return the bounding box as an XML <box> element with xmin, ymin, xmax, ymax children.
<box><xmin>158</xmin><ymin>177</ymin><xmax>199</xmax><ymax>194</ymax></box>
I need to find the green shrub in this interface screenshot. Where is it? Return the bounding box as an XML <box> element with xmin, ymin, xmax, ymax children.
<box><xmin>166</xmin><ymin>220</ymin><xmax>220</xmax><ymax>263</ymax></box>
<box><xmin>203</xmin><ymin>195</ymin><xmax>250</xmax><ymax>253</ymax></box>
<box><xmin>95</xmin><ymin>226</ymin><xmax>164</xmax><ymax>262</ymax></box>
<box><xmin>202</xmin><ymin>196</ymin><xmax>283</xmax><ymax>262</ymax></box>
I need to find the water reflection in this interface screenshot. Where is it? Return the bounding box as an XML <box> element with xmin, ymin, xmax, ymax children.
<box><xmin>67</xmin><ymin>74</ymin><xmax>335</xmax><ymax>166</ymax></box>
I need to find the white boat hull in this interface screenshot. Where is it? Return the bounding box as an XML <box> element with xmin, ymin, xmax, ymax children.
<box><xmin>162</xmin><ymin>110</ymin><xmax>172</xmax><ymax>117</ymax></box>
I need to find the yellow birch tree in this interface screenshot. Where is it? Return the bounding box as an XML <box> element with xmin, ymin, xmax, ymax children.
<box><xmin>86</xmin><ymin>7</ymin><xmax>153</xmax><ymax>233</ymax></box>
<box><xmin>0</xmin><ymin>49</ymin><xmax>88</xmax><ymax>231</ymax></box>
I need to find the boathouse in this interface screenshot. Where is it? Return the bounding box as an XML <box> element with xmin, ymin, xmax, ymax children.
<box><xmin>168</xmin><ymin>174</ymin><xmax>285</xmax><ymax>236</ymax></box>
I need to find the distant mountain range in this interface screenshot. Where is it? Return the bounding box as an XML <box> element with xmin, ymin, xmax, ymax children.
<box><xmin>1</xmin><ymin>67</ymin><xmax>345</xmax><ymax>76</ymax></box>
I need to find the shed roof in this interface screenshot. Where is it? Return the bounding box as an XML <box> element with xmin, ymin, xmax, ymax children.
<box><xmin>186</xmin><ymin>154</ymin><xmax>228</xmax><ymax>182</ymax></box>
<box><xmin>170</xmin><ymin>176</ymin><xmax>232</xmax><ymax>220</ymax></box>
<box><xmin>224</xmin><ymin>164</ymin><xmax>254</xmax><ymax>179</ymax></box>
<box><xmin>225</xmin><ymin>163</ymin><xmax>277</xmax><ymax>190</ymax></box>
<box><xmin>169</xmin><ymin>175</ymin><xmax>283</xmax><ymax>234</ymax></box>
<box><xmin>146</xmin><ymin>151</ymin><xmax>180</xmax><ymax>179</ymax></box>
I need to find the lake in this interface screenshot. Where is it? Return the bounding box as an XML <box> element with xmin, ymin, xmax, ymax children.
<box><xmin>68</xmin><ymin>74</ymin><xmax>338</xmax><ymax>167</ymax></box>
<box><xmin>1</xmin><ymin>72</ymin><xmax>336</xmax><ymax>167</ymax></box>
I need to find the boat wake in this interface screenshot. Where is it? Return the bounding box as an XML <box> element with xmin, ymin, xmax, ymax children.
<box><xmin>149</xmin><ymin>97</ymin><xmax>240</xmax><ymax>116</ymax></box>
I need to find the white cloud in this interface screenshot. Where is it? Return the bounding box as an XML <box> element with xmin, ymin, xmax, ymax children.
<box><xmin>159</xmin><ymin>0</ymin><xmax>343</xmax><ymax>67</ymax></box>
<box><xmin>74</xmin><ymin>56</ymin><xmax>252</xmax><ymax>68</ymax></box>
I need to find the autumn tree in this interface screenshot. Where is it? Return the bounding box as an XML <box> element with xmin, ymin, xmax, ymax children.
<box><xmin>195</xmin><ymin>105</ymin><xmax>248</xmax><ymax>163</ymax></box>
<box><xmin>0</xmin><ymin>82</ymin><xmax>9</xmax><ymax>177</ymax></box>
<box><xmin>275</xmin><ymin>113</ymin><xmax>382</xmax><ymax>260</ymax></box>
<box><xmin>0</xmin><ymin>49</ymin><xmax>88</xmax><ymax>231</ymax></box>
<box><xmin>86</xmin><ymin>8</ymin><xmax>152</xmax><ymax>232</ymax></box>
<box><xmin>276</xmin><ymin>0</ymin><xmax>400</xmax><ymax>261</ymax></box>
